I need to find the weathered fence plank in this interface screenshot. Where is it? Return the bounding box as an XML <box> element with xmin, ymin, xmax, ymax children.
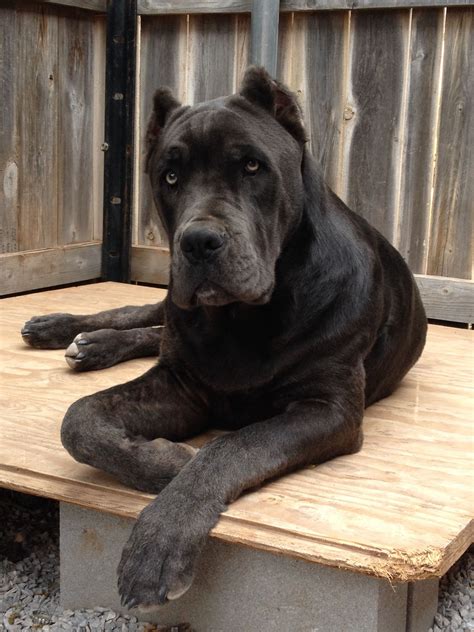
<box><xmin>136</xmin><ymin>15</ymin><xmax>185</xmax><ymax>248</ymax></box>
<box><xmin>57</xmin><ymin>9</ymin><xmax>102</xmax><ymax>245</ymax></box>
<box><xmin>415</xmin><ymin>275</ymin><xmax>473</xmax><ymax>324</ymax></box>
<box><xmin>0</xmin><ymin>5</ymin><xmax>19</xmax><ymax>254</ymax></box>
<box><xmin>92</xmin><ymin>16</ymin><xmax>106</xmax><ymax>242</ymax></box>
<box><xmin>130</xmin><ymin>245</ymin><xmax>170</xmax><ymax>285</ymax></box>
<box><xmin>279</xmin><ymin>11</ymin><xmax>349</xmax><ymax>192</ymax></box>
<box><xmin>188</xmin><ymin>14</ymin><xmax>239</xmax><ymax>103</ymax></box>
<box><xmin>0</xmin><ymin>2</ymin><xmax>105</xmax><ymax>294</ymax></box>
<box><xmin>16</xmin><ymin>4</ymin><xmax>59</xmax><ymax>252</ymax></box>
<box><xmin>0</xmin><ymin>243</ymin><xmax>101</xmax><ymax>296</ymax></box>
<box><xmin>233</xmin><ymin>13</ymin><xmax>251</xmax><ymax>90</ymax></box>
<box><xmin>37</xmin><ymin>0</ymin><xmax>106</xmax><ymax>12</ymax></box>
<box><xmin>340</xmin><ymin>10</ymin><xmax>410</xmax><ymax>242</ymax></box>
<box><xmin>138</xmin><ymin>0</ymin><xmax>474</xmax><ymax>15</ymax></box>
<box><xmin>396</xmin><ymin>8</ymin><xmax>445</xmax><ymax>274</ymax></box>
<box><xmin>427</xmin><ymin>7</ymin><xmax>473</xmax><ymax>280</ymax></box>
<box><xmin>285</xmin><ymin>0</ymin><xmax>473</xmax><ymax>8</ymax></box>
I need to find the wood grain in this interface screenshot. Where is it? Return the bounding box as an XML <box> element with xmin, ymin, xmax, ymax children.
<box><xmin>0</xmin><ymin>4</ymin><xmax>19</xmax><ymax>253</ymax></box>
<box><xmin>130</xmin><ymin>245</ymin><xmax>170</xmax><ymax>285</ymax></box>
<box><xmin>38</xmin><ymin>0</ymin><xmax>106</xmax><ymax>12</ymax></box>
<box><xmin>427</xmin><ymin>7</ymin><xmax>473</xmax><ymax>280</ymax></box>
<box><xmin>396</xmin><ymin>8</ymin><xmax>445</xmax><ymax>274</ymax></box>
<box><xmin>136</xmin><ymin>15</ymin><xmax>185</xmax><ymax>248</ymax></box>
<box><xmin>16</xmin><ymin>3</ymin><xmax>59</xmax><ymax>251</ymax></box>
<box><xmin>0</xmin><ymin>282</ymin><xmax>472</xmax><ymax>580</ymax></box>
<box><xmin>0</xmin><ymin>3</ymin><xmax>105</xmax><ymax>293</ymax></box>
<box><xmin>57</xmin><ymin>9</ymin><xmax>104</xmax><ymax>245</ymax></box>
<box><xmin>0</xmin><ymin>242</ymin><xmax>101</xmax><ymax>295</ymax></box>
<box><xmin>279</xmin><ymin>10</ymin><xmax>348</xmax><ymax>191</ymax></box>
<box><xmin>340</xmin><ymin>10</ymin><xmax>410</xmax><ymax>242</ymax></box>
<box><xmin>415</xmin><ymin>275</ymin><xmax>473</xmax><ymax>324</ymax></box>
<box><xmin>187</xmin><ymin>14</ymin><xmax>238</xmax><ymax>103</ymax></box>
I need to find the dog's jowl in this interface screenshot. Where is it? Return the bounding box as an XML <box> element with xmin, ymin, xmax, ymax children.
<box><xmin>22</xmin><ymin>67</ymin><xmax>427</xmax><ymax>608</ymax></box>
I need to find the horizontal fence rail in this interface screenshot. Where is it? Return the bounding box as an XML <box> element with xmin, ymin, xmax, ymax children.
<box><xmin>129</xmin><ymin>247</ymin><xmax>474</xmax><ymax>324</ymax></box>
<box><xmin>138</xmin><ymin>0</ymin><xmax>474</xmax><ymax>14</ymax></box>
<box><xmin>38</xmin><ymin>0</ymin><xmax>106</xmax><ymax>12</ymax></box>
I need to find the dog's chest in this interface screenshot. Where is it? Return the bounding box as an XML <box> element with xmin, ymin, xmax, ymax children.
<box><xmin>171</xmin><ymin>308</ymin><xmax>281</xmax><ymax>392</ymax></box>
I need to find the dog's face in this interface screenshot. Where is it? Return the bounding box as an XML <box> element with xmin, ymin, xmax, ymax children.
<box><xmin>146</xmin><ymin>67</ymin><xmax>306</xmax><ymax>310</ymax></box>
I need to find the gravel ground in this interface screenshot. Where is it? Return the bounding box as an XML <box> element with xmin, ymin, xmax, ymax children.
<box><xmin>0</xmin><ymin>491</ymin><xmax>472</xmax><ymax>631</ymax></box>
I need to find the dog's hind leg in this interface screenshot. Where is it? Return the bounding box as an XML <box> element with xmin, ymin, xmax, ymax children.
<box><xmin>21</xmin><ymin>301</ymin><xmax>165</xmax><ymax>350</ymax></box>
<box><xmin>61</xmin><ymin>363</ymin><xmax>208</xmax><ymax>494</ymax></box>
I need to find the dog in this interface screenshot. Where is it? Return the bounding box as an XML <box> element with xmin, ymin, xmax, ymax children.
<box><xmin>21</xmin><ymin>67</ymin><xmax>427</xmax><ymax>608</ymax></box>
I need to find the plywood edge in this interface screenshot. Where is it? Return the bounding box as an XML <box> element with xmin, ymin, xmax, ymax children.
<box><xmin>138</xmin><ymin>0</ymin><xmax>473</xmax><ymax>15</ymax></box>
<box><xmin>210</xmin><ymin>513</ymin><xmax>474</xmax><ymax>582</ymax></box>
<box><xmin>1</xmin><ymin>465</ymin><xmax>471</xmax><ymax>581</ymax></box>
<box><xmin>0</xmin><ymin>242</ymin><xmax>102</xmax><ymax>296</ymax></box>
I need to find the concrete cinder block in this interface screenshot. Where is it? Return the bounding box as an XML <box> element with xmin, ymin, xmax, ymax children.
<box><xmin>406</xmin><ymin>578</ymin><xmax>439</xmax><ymax>632</ymax></box>
<box><xmin>60</xmin><ymin>502</ymin><xmax>410</xmax><ymax>632</ymax></box>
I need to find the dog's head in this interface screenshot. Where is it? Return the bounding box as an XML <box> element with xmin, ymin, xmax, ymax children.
<box><xmin>145</xmin><ymin>67</ymin><xmax>307</xmax><ymax>310</ymax></box>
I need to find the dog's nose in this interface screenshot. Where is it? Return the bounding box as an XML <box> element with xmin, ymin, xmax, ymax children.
<box><xmin>180</xmin><ymin>226</ymin><xmax>224</xmax><ymax>263</ymax></box>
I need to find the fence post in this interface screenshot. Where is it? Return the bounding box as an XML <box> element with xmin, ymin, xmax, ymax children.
<box><xmin>250</xmin><ymin>0</ymin><xmax>280</xmax><ymax>77</ymax></box>
<box><xmin>101</xmin><ymin>0</ymin><xmax>137</xmax><ymax>283</ymax></box>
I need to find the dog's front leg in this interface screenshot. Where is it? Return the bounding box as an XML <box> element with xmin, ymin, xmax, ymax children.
<box><xmin>118</xmin><ymin>385</ymin><xmax>364</xmax><ymax>608</ymax></box>
<box><xmin>21</xmin><ymin>301</ymin><xmax>165</xmax><ymax>349</ymax></box>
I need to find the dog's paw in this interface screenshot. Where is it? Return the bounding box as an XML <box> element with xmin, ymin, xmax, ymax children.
<box><xmin>65</xmin><ymin>330</ymin><xmax>122</xmax><ymax>371</ymax></box>
<box><xmin>118</xmin><ymin>492</ymin><xmax>222</xmax><ymax>609</ymax></box>
<box><xmin>21</xmin><ymin>313</ymin><xmax>85</xmax><ymax>349</ymax></box>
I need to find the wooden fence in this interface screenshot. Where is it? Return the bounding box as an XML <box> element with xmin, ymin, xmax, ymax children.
<box><xmin>0</xmin><ymin>1</ymin><xmax>105</xmax><ymax>291</ymax></box>
<box><xmin>0</xmin><ymin>0</ymin><xmax>472</xmax><ymax>322</ymax></box>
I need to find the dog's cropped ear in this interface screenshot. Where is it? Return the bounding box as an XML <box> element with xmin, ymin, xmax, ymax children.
<box><xmin>240</xmin><ymin>66</ymin><xmax>306</xmax><ymax>144</ymax></box>
<box><xmin>145</xmin><ymin>87</ymin><xmax>181</xmax><ymax>172</ymax></box>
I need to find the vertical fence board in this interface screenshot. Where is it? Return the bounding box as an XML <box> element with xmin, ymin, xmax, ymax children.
<box><xmin>92</xmin><ymin>15</ymin><xmax>106</xmax><ymax>242</ymax></box>
<box><xmin>427</xmin><ymin>7</ymin><xmax>473</xmax><ymax>279</ymax></box>
<box><xmin>137</xmin><ymin>15</ymin><xmax>185</xmax><ymax>247</ymax></box>
<box><xmin>340</xmin><ymin>10</ymin><xmax>410</xmax><ymax>242</ymax></box>
<box><xmin>16</xmin><ymin>4</ymin><xmax>59</xmax><ymax>251</ymax></box>
<box><xmin>0</xmin><ymin>5</ymin><xmax>19</xmax><ymax>253</ymax></box>
<box><xmin>188</xmin><ymin>14</ymin><xmax>238</xmax><ymax>103</ymax></box>
<box><xmin>57</xmin><ymin>8</ymin><xmax>97</xmax><ymax>244</ymax></box>
<box><xmin>290</xmin><ymin>11</ymin><xmax>348</xmax><ymax>191</ymax></box>
<box><xmin>277</xmin><ymin>11</ymin><xmax>293</xmax><ymax>75</ymax></box>
<box><xmin>396</xmin><ymin>8</ymin><xmax>445</xmax><ymax>273</ymax></box>
<box><xmin>232</xmin><ymin>14</ymin><xmax>251</xmax><ymax>90</ymax></box>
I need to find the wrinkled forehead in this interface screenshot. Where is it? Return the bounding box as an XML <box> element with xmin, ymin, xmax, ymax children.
<box><xmin>160</xmin><ymin>95</ymin><xmax>297</xmax><ymax>163</ymax></box>
<box><xmin>163</xmin><ymin>99</ymin><xmax>257</xmax><ymax>150</ymax></box>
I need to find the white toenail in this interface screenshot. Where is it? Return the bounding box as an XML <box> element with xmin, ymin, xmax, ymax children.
<box><xmin>65</xmin><ymin>342</ymin><xmax>78</xmax><ymax>357</ymax></box>
<box><xmin>65</xmin><ymin>356</ymin><xmax>77</xmax><ymax>369</ymax></box>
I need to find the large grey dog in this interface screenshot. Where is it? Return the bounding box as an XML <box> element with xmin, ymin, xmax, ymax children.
<box><xmin>21</xmin><ymin>67</ymin><xmax>427</xmax><ymax>608</ymax></box>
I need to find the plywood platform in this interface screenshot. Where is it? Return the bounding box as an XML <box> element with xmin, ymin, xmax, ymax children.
<box><xmin>0</xmin><ymin>282</ymin><xmax>472</xmax><ymax>581</ymax></box>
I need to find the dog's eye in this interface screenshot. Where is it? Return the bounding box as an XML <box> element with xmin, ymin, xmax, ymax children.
<box><xmin>165</xmin><ymin>171</ymin><xmax>178</xmax><ymax>186</ymax></box>
<box><xmin>244</xmin><ymin>159</ymin><xmax>260</xmax><ymax>174</ymax></box>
